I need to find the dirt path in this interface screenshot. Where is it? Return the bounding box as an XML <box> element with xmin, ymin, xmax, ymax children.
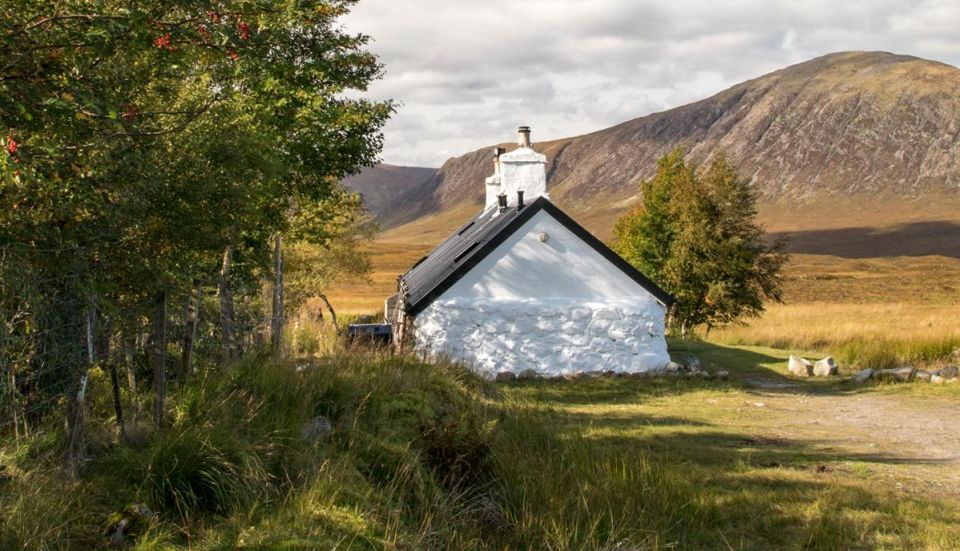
<box><xmin>744</xmin><ymin>385</ymin><xmax>960</xmax><ymax>499</ymax></box>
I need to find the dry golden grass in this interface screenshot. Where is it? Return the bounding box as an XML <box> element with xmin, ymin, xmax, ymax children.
<box><xmin>713</xmin><ymin>302</ymin><xmax>960</xmax><ymax>345</ymax></box>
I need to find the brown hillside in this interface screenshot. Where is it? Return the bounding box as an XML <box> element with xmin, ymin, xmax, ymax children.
<box><xmin>341</xmin><ymin>164</ymin><xmax>437</xmax><ymax>227</ymax></box>
<box><xmin>379</xmin><ymin>51</ymin><xmax>960</xmax><ymax>250</ymax></box>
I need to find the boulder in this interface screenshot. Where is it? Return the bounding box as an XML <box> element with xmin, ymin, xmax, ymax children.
<box><xmin>931</xmin><ymin>374</ymin><xmax>946</xmax><ymax>385</ymax></box>
<box><xmin>877</xmin><ymin>366</ymin><xmax>915</xmax><ymax>382</ymax></box>
<box><xmin>853</xmin><ymin>368</ymin><xmax>874</xmax><ymax>383</ymax></box>
<box><xmin>933</xmin><ymin>365</ymin><xmax>959</xmax><ymax>379</ymax></box>
<box><xmin>788</xmin><ymin>355</ymin><xmax>814</xmax><ymax>377</ymax></box>
<box><xmin>715</xmin><ymin>370</ymin><xmax>730</xmax><ymax>379</ymax></box>
<box><xmin>666</xmin><ymin>361</ymin><xmax>683</xmax><ymax>373</ymax></box>
<box><xmin>813</xmin><ymin>356</ymin><xmax>838</xmax><ymax>377</ymax></box>
<box><xmin>494</xmin><ymin>371</ymin><xmax>516</xmax><ymax>382</ymax></box>
<box><xmin>516</xmin><ymin>368</ymin><xmax>539</xmax><ymax>380</ymax></box>
<box><xmin>301</xmin><ymin>416</ymin><xmax>332</xmax><ymax>444</ymax></box>
<box><xmin>914</xmin><ymin>370</ymin><xmax>932</xmax><ymax>382</ymax></box>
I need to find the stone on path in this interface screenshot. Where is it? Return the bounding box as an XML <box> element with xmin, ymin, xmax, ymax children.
<box><xmin>813</xmin><ymin>356</ymin><xmax>838</xmax><ymax>377</ymax></box>
<box><xmin>788</xmin><ymin>355</ymin><xmax>814</xmax><ymax>377</ymax></box>
<box><xmin>854</xmin><ymin>368</ymin><xmax>874</xmax><ymax>383</ymax></box>
<box><xmin>877</xmin><ymin>366</ymin><xmax>915</xmax><ymax>382</ymax></box>
<box><xmin>933</xmin><ymin>365</ymin><xmax>959</xmax><ymax>379</ymax></box>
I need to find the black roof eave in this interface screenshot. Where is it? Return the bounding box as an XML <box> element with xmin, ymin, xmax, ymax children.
<box><xmin>403</xmin><ymin>197</ymin><xmax>675</xmax><ymax>316</ymax></box>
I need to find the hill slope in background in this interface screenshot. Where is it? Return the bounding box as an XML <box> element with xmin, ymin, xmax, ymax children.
<box><xmin>341</xmin><ymin>164</ymin><xmax>437</xmax><ymax>227</ymax></box>
<box><xmin>369</xmin><ymin>51</ymin><xmax>960</xmax><ymax>249</ymax></box>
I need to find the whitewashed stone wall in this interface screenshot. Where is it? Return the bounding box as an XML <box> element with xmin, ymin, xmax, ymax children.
<box><xmin>413</xmin><ymin>297</ymin><xmax>669</xmax><ymax>379</ymax></box>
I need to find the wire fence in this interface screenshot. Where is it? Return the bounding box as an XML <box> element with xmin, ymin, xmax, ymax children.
<box><xmin>0</xmin><ymin>244</ymin><xmax>274</xmax><ymax>463</ymax></box>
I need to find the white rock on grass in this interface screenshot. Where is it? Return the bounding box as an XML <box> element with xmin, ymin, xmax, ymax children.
<box><xmin>914</xmin><ymin>370</ymin><xmax>932</xmax><ymax>382</ymax></box>
<box><xmin>931</xmin><ymin>374</ymin><xmax>945</xmax><ymax>385</ymax></box>
<box><xmin>813</xmin><ymin>356</ymin><xmax>838</xmax><ymax>377</ymax></box>
<box><xmin>854</xmin><ymin>368</ymin><xmax>874</xmax><ymax>383</ymax></box>
<box><xmin>788</xmin><ymin>355</ymin><xmax>814</xmax><ymax>377</ymax></box>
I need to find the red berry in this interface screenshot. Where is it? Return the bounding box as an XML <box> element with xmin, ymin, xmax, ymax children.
<box><xmin>6</xmin><ymin>135</ymin><xmax>16</xmax><ymax>155</ymax></box>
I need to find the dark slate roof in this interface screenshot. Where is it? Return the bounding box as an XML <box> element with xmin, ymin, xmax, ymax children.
<box><xmin>399</xmin><ymin>197</ymin><xmax>674</xmax><ymax>316</ymax></box>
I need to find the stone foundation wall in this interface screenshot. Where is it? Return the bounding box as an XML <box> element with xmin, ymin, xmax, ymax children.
<box><xmin>413</xmin><ymin>298</ymin><xmax>669</xmax><ymax>379</ymax></box>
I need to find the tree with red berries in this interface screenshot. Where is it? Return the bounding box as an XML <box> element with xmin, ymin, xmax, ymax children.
<box><xmin>0</xmin><ymin>1</ymin><xmax>391</xmax><ymax>458</ymax></box>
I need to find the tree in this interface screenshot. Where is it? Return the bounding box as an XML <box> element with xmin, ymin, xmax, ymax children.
<box><xmin>0</xmin><ymin>1</ymin><xmax>390</xmax><ymax>452</ymax></box>
<box><xmin>614</xmin><ymin>149</ymin><xmax>788</xmax><ymax>335</ymax></box>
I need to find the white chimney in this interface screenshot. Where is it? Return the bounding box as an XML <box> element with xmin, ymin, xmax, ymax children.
<box><xmin>484</xmin><ymin>147</ymin><xmax>504</xmax><ymax>211</ymax></box>
<box><xmin>492</xmin><ymin>126</ymin><xmax>548</xmax><ymax>210</ymax></box>
<box><xmin>518</xmin><ymin>126</ymin><xmax>531</xmax><ymax>148</ymax></box>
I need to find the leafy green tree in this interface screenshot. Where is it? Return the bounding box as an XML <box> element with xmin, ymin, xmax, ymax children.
<box><xmin>614</xmin><ymin>149</ymin><xmax>788</xmax><ymax>335</ymax></box>
<box><xmin>0</xmin><ymin>1</ymin><xmax>391</xmax><ymax>448</ymax></box>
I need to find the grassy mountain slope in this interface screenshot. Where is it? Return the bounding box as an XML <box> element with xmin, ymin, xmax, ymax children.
<box><xmin>341</xmin><ymin>164</ymin><xmax>438</xmax><ymax>228</ymax></box>
<box><xmin>378</xmin><ymin>51</ymin><xmax>960</xmax><ymax>247</ymax></box>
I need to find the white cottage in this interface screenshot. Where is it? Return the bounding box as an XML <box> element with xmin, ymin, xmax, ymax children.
<box><xmin>390</xmin><ymin>127</ymin><xmax>673</xmax><ymax>379</ymax></box>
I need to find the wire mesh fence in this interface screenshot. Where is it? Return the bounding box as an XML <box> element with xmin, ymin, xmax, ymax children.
<box><xmin>0</xmin><ymin>244</ymin><xmax>274</xmax><ymax>466</ymax></box>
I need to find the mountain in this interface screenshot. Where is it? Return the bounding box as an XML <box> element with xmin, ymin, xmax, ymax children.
<box><xmin>341</xmin><ymin>164</ymin><xmax>438</xmax><ymax>227</ymax></box>
<box><xmin>371</xmin><ymin>52</ymin><xmax>960</xmax><ymax>246</ymax></box>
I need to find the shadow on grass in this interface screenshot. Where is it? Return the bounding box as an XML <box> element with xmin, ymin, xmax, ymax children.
<box><xmin>494</xmin><ymin>379</ymin><xmax>960</xmax><ymax>550</ymax></box>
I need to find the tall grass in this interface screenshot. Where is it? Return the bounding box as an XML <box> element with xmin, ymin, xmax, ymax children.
<box><xmin>712</xmin><ymin>302</ymin><xmax>960</xmax><ymax>370</ymax></box>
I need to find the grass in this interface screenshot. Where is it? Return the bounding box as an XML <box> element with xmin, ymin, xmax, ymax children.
<box><xmin>712</xmin><ymin>303</ymin><xmax>960</xmax><ymax>371</ymax></box>
<box><xmin>2</xmin><ymin>342</ymin><xmax>959</xmax><ymax>550</ymax></box>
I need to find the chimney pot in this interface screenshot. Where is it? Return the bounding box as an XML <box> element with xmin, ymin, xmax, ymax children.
<box><xmin>517</xmin><ymin>190</ymin><xmax>524</xmax><ymax>208</ymax></box>
<box><xmin>518</xmin><ymin>126</ymin><xmax>531</xmax><ymax>148</ymax></box>
<box><xmin>497</xmin><ymin>193</ymin><xmax>508</xmax><ymax>213</ymax></box>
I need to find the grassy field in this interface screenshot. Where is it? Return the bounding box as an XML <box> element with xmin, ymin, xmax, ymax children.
<box><xmin>3</xmin><ymin>344</ymin><xmax>958</xmax><ymax>550</ymax></box>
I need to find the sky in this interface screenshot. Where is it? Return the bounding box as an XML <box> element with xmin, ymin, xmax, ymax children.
<box><xmin>342</xmin><ymin>0</ymin><xmax>960</xmax><ymax>168</ymax></box>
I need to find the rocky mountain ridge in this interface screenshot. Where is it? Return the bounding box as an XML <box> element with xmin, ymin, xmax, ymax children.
<box><xmin>354</xmin><ymin>52</ymin><xmax>960</xmax><ymax>240</ymax></box>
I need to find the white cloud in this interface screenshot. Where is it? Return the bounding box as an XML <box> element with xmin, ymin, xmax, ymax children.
<box><xmin>342</xmin><ymin>0</ymin><xmax>960</xmax><ymax>167</ymax></box>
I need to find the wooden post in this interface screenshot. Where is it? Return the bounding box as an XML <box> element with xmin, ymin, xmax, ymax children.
<box><xmin>181</xmin><ymin>279</ymin><xmax>201</xmax><ymax>381</ymax></box>
<box><xmin>271</xmin><ymin>236</ymin><xmax>284</xmax><ymax>357</ymax></box>
<box><xmin>218</xmin><ymin>246</ymin><xmax>236</xmax><ymax>361</ymax></box>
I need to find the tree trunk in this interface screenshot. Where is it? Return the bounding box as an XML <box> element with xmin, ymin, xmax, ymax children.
<box><xmin>107</xmin><ymin>359</ymin><xmax>127</xmax><ymax>442</ymax></box>
<box><xmin>271</xmin><ymin>235</ymin><xmax>284</xmax><ymax>357</ymax></box>
<box><xmin>151</xmin><ymin>289</ymin><xmax>167</xmax><ymax>429</ymax></box>
<box><xmin>317</xmin><ymin>291</ymin><xmax>339</xmax><ymax>336</ymax></box>
<box><xmin>66</xmin><ymin>305</ymin><xmax>95</xmax><ymax>475</ymax></box>
<box><xmin>96</xmin><ymin>315</ymin><xmax>126</xmax><ymax>441</ymax></box>
<box><xmin>181</xmin><ymin>279</ymin><xmax>201</xmax><ymax>381</ymax></box>
<box><xmin>123</xmin><ymin>325</ymin><xmax>138</xmax><ymax>421</ymax></box>
<box><xmin>218</xmin><ymin>245</ymin><xmax>236</xmax><ymax>361</ymax></box>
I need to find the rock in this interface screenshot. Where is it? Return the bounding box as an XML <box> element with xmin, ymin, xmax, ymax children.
<box><xmin>788</xmin><ymin>355</ymin><xmax>814</xmax><ymax>377</ymax></box>
<box><xmin>949</xmin><ymin>378</ymin><xmax>959</xmax><ymax>385</ymax></box>
<box><xmin>686</xmin><ymin>355</ymin><xmax>701</xmax><ymax>372</ymax></box>
<box><xmin>931</xmin><ymin>374</ymin><xmax>946</xmax><ymax>384</ymax></box>
<box><xmin>302</xmin><ymin>416</ymin><xmax>332</xmax><ymax>444</ymax></box>
<box><xmin>914</xmin><ymin>370</ymin><xmax>932</xmax><ymax>382</ymax></box>
<box><xmin>715</xmin><ymin>370</ymin><xmax>730</xmax><ymax>379</ymax></box>
<box><xmin>494</xmin><ymin>371</ymin><xmax>516</xmax><ymax>382</ymax></box>
<box><xmin>666</xmin><ymin>361</ymin><xmax>683</xmax><ymax>373</ymax></box>
<box><xmin>105</xmin><ymin>504</ymin><xmax>154</xmax><ymax>546</ymax></box>
<box><xmin>813</xmin><ymin>356</ymin><xmax>838</xmax><ymax>377</ymax></box>
<box><xmin>933</xmin><ymin>365</ymin><xmax>959</xmax><ymax>379</ymax></box>
<box><xmin>877</xmin><ymin>366</ymin><xmax>915</xmax><ymax>382</ymax></box>
<box><xmin>854</xmin><ymin>368</ymin><xmax>874</xmax><ymax>383</ymax></box>
<box><xmin>516</xmin><ymin>368</ymin><xmax>539</xmax><ymax>380</ymax></box>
